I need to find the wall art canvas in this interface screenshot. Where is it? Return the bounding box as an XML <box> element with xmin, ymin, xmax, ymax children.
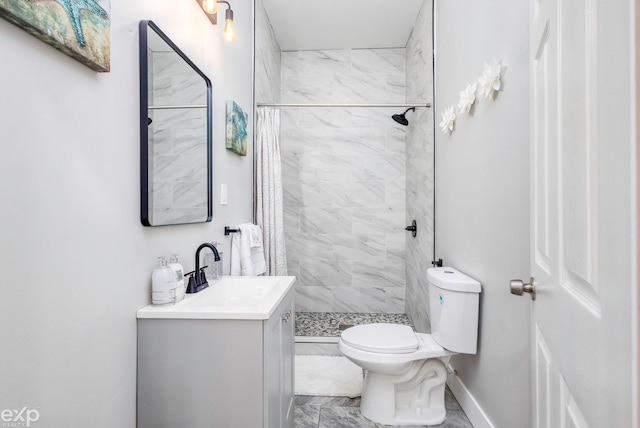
<box><xmin>0</xmin><ymin>0</ymin><xmax>110</xmax><ymax>72</ymax></box>
<box><xmin>225</xmin><ymin>100</ymin><xmax>248</xmax><ymax>156</ymax></box>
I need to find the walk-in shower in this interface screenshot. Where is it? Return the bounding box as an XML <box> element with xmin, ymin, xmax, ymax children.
<box><xmin>255</xmin><ymin>0</ymin><xmax>436</xmax><ymax>348</ymax></box>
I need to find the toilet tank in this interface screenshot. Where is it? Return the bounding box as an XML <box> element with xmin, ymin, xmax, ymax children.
<box><xmin>428</xmin><ymin>267</ymin><xmax>481</xmax><ymax>354</ymax></box>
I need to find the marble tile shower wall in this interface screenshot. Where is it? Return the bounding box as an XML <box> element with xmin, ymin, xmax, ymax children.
<box><xmin>280</xmin><ymin>49</ymin><xmax>407</xmax><ymax>313</ymax></box>
<box><xmin>405</xmin><ymin>0</ymin><xmax>434</xmax><ymax>333</ymax></box>
<box><xmin>150</xmin><ymin>52</ymin><xmax>208</xmax><ymax>225</ymax></box>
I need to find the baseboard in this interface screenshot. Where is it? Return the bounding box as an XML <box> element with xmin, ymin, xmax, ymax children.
<box><xmin>447</xmin><ymin>373</ymin><xmax>495</xmax><ymax>428</ymax></box>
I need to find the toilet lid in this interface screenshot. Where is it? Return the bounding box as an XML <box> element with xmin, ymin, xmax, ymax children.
<box><xmin>340</xmin><ymin>323</ymin><xmax>419</xmax><ymax>354</ymax></box>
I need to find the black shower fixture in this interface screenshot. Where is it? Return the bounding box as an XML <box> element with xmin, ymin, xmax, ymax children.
<box><xmin>391</xmin><ymin>107</ymin><xmax>416</xmax><ymax>126</ymax></box>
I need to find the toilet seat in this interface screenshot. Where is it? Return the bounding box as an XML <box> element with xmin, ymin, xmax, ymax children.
<box><xmin>338</xmin><ymin>323</ymin><xmax>451</xmax><ymax>363</ymax></box>
<box><xmin>340</xmin><ymin>323</ymin><xmax>419</xmax><ymax>354</ymax></box>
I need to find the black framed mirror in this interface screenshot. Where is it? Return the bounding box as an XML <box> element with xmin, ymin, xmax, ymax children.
<box><xmin>139</xmin><ymin>20</ymin><xmax>213</xmax><ymax>226</ymax></box>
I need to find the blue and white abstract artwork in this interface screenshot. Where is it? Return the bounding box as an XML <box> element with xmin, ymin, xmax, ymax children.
<box><xmin>225</xmin><ymin>100</ymin><xmax>248</xmax><ymax>156</ymax></box>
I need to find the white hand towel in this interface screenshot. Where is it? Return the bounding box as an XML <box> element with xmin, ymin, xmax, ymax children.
<box><xmin>230</xmin><ymin>233</ymin><xmax>242</xmax><ymax>276</ymax></box>
<box><xmin>248</xmin><ymin>224</ymin><xmax>263</xmax><ymax>248</ymax></box>
<box><xmin>230</xmin><ymin>223</ymin><xmax>267</xmax><ymax>276</ymax></box>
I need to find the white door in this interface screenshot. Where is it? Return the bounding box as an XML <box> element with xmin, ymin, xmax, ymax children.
<box><xmin>528</xmin><ymin>0</ymin><xmax>635</xmax><ymax>426</ymax></box>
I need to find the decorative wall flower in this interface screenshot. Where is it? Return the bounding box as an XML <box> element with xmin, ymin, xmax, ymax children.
<box><xmin>478</xmin><ymin>61</ymin><xmax>502</xmax><ymax>99</ymax></box>
<box><xmin>439</xmin><ymin>107</ymin><xmax>456</xmax><ymax>134</ymax></box>
<box><xmin>457</xmin><ymin>83</ymin><xmax>477</xmax><ymax>114</ymax></box>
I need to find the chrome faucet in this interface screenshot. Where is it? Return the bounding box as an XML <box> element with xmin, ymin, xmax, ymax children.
<box><xmin>186</xmin><ymin>243</ymin><xmax>220</xmax><ymax>293</ymax></box>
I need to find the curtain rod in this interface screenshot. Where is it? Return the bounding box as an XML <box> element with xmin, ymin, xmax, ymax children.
<box><xmin>256</xmin><ymin>103</ymin><xmax>431</xmax><ymax>108</ymax></box>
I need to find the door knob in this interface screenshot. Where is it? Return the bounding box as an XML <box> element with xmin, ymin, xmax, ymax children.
<box><xmin>510</xmin><ymin>277</ymin><xmax>536</xmax><ymax>300</ymax></box>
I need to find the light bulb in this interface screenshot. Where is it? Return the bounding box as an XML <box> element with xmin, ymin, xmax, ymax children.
<box><xmin>202</xmin><ymin>0</ymin><xmax>217</xmax><ymax>14</ymax></box>
<box><xmin>223</xmin><ymin>18</ymin><xmax>235</xmax><ymax>42</ymax></box>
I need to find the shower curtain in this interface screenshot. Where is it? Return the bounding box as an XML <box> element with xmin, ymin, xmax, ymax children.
<box><xmin>256</xmin><ymin>107</ymin><xmax>288</xmax><ymax>276</ymax></box>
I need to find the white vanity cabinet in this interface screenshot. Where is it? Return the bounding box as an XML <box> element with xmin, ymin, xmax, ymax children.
<box><xmin>136</xmin><ymin>276</ymin><xmax>296</xmax><ymax>428</ymax></box>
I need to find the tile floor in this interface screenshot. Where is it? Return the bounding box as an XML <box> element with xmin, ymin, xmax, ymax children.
<box><xmin>294</xmin><ymin>312</ymin><xmax>474</xmax><ymax>427</ymax></box>
<box><xmin>294</xmin><ymin>388</ymin><xmax>473</xmax><ymax>428</ymax></box>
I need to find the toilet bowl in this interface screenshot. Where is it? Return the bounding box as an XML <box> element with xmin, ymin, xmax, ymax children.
<box><xmin>338</xmin><ymin>267</ymin><xmax>481</xmax><ymax>426</ymax></box>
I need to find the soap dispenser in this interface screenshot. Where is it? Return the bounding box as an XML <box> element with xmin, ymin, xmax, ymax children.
<box><xmin>204</xmin><ymin>242</ymin><xmax>223</xmax><ymax>281</ymax></box>
<box><xmin>152</xmin><ymin>257</ymin><xmax>176</xmax><ymax>305</ymax></box>
<box><xmin>168</xmin><ymin>253</ymin><xmax>185</xmax><ymax>302</ymax></box>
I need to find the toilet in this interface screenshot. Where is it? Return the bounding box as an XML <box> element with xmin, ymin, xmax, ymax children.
<box><xmin>338</xmin><ymin>267</ymin><xmax>481</xmax><ymax>426</ymax></box>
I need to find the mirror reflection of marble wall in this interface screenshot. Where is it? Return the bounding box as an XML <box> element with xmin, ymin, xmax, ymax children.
<box><xmin>147</xmin><ymin>40</ymin><xmax>209</xmax><ymax>225</ymax></box>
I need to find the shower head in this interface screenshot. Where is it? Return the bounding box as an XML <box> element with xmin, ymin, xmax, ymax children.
<box><xmin>392</xmin><ymin>107</ymin><xmax>416</xmax><ymax>126</ymax></box>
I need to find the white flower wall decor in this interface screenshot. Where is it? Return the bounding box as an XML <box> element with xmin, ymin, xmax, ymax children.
<box><xmin>439</xmin><ymin>59</ymin><xmax>504</xmax><ymax>137</ymax></box>
<box><xmin>457</xmin><ymin>83</ymin><xmax>477</xmax><ymax>115</ymax></box>
<box><xmin>439</xmin><ymin>107</ymin><xmax>456</xmax><ymax>134</ymax></box>
<box><xmin>478</xmin><ymin>61</ymin><xmax>502</xmax><ymax>99</ymax></box>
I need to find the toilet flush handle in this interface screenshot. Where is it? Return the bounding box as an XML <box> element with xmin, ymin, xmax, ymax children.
<box><xmin>510</xmin><ymin>277</ymin><xmax>536</xmax><ymax>301</ymax></box>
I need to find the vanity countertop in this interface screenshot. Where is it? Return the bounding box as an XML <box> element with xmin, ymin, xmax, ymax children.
<box><xmin>137</xmin><ymin>276</ymin><xmax>296</xmax><ymax>320</ymax></box>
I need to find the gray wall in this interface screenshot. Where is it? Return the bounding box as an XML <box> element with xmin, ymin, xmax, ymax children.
<box><xmin>405</xmin><ymin>0</ymin><xmax>434</xmax><ymax>333</ymax></box>
<box><xmin>280</xmin><ymin>49</ymin><xmax>408</xmax><ymax>313</ymax></box>
<box><xmin>0</xmin><ymin>1</ymin><xmax>255</xmax><ymax>426</ymax></box>
<box><xmin>434</xmin><ymin>0</ymin><xmax>531</xmax><ymax>427</ymax></box>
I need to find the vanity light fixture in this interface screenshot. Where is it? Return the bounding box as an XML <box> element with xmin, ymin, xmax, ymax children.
<box><xmin>197</xmin><ymin>0</ymin><xmax>236</xmax><ymax>42</ymax></box>
<box><xmin>202</xmin><ymin>0</ymin><xmax>217</xmax><ymax>14</ymax></box>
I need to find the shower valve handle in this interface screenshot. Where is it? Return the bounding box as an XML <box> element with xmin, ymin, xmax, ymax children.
<box><xmin>405</xmin><ymin>220</ymin><xmax>417</xmax><ymax>238</ymax></box>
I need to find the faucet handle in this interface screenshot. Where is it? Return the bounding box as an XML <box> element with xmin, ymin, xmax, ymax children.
<box><xmin>186</xmin><ymin>273</ymin><xmax>198</xmax><ymax>294</ymax></box>
<box><xmin>197</xmin><ymin>268</ymin><xmax>208</xmax><ymax>286</ymax></box>
<box><xmin>184</xmin><ymin>269</ymin><xmax>210</xmax><ymax>294</ymax></box>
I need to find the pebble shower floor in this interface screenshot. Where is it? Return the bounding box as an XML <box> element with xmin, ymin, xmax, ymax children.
<box><xmin>295</xmin><ymin>312</ymin><xmax>415</xmax><ymax>337</ymax></box>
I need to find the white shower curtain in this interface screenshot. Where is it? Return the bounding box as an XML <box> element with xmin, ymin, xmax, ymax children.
<box><xmin>256</xmin><ymin>107</ymin><xmax>288</xmax><ymax>276</ymax></box>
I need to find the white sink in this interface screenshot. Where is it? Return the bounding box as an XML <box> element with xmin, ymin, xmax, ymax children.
<box><xmin>137</xmin><ymin>276</ymin><xmax>296</xmax><ymax>320</ymax></box>
<box><xmin>186</xmin><ymin>277</ymin><xmax>280</xmax><ymax>306</ymax></box>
